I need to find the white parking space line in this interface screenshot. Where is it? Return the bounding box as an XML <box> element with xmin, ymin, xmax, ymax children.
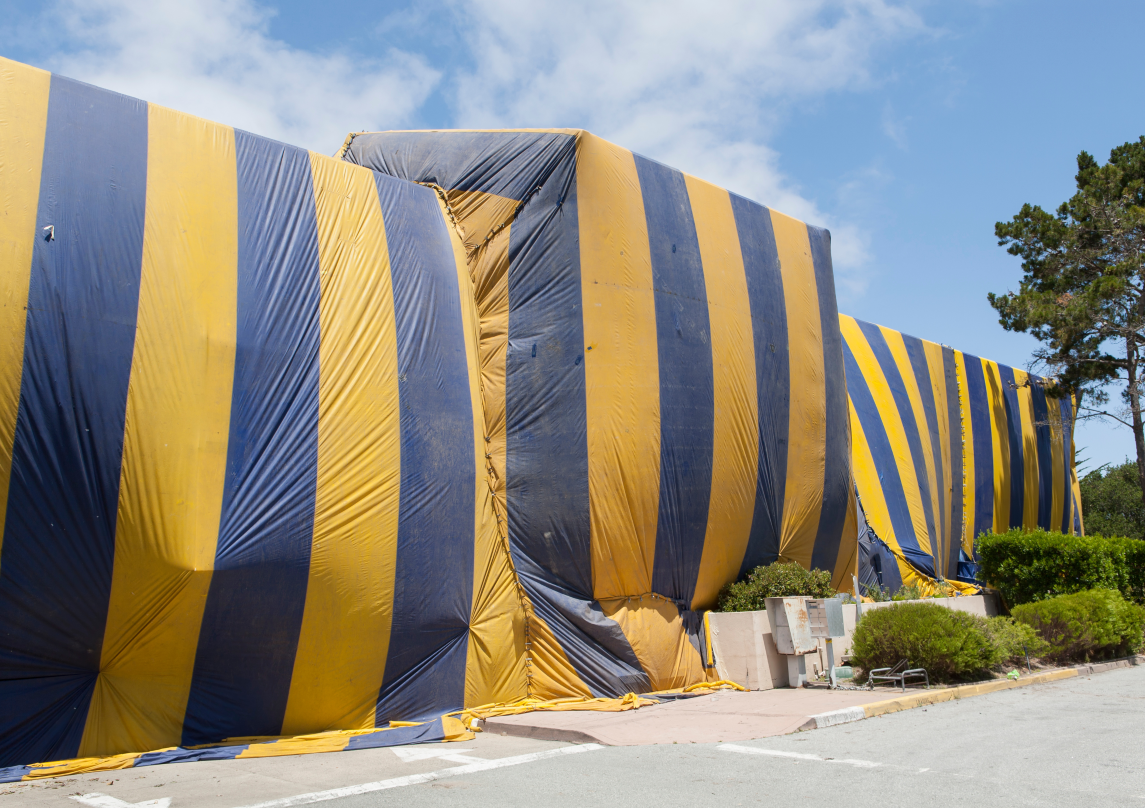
<box><xmin>720</xmin><ymin>744</ymin><xmax>882</xmax><ymax>768</ymax></box>
<box><xmin>71</xmin><ymin>796</ymin><xmax>171</xmax><ymax>808</ymax></box>
<box><xmin>230</xmin><ymin>744</ymin><xmax>605</xmax><ymax>808</ymax></box>
<box><xmin>389</xmin><ymin>744</ymin><xmax>484</xmax><ymax>764</ymax></box>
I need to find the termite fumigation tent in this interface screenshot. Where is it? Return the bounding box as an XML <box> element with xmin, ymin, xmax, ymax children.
<box><xmin>0</xmin><ymin>55</ymin><xmax>1085</xmax><ymax>775</ymax></box>
<box><xmin>0</xmin><ymin>60</ymin><xmax>857</xmax><ymax>772</ymax></box>
<box><xmin>0</xmin><ymin>58</ymin><xmax>504</xmax><ymax>769</ymax></box>
<box><xmin>841</xmin><ymin>315</ymin><xmax>1083</xmax><ymax>595</ymax></box>
<box><xmin>341</xmin><ymin>129</ymin><xmax>858</xmax><ymax>699</ymax></box>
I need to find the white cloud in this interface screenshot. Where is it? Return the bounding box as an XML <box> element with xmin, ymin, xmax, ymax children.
<box><xmin>17</xmin><ymin>0</ymin><xmax>932</xmax><ymax>288</ymax></box>
<box><xmin>443</xmin><ymin>0</ymin><xmax>927</xmax><ymax>277</ymax></box>
<box><xmin>881</xmin><ymin>101</ymin><xmax>909</xmax><ymax>149</ymax></box>
<box><xmin>38</xmin><ymin>0</ymin><xmax>439</xmax><ymax>152</ymax></box>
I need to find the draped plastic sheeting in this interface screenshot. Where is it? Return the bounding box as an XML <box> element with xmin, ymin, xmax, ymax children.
<box><xmin>841</xmin><ymin>315</ymin><xmax>1082</xmax><ymax>591</ymax></box>
<box><xmin>0</xmin><ymin>57</ymin><xmax>862</xmax><ymax>770</ymax></box>
<box><xmin>342</xmin><ymin>129</ymin><xmax>857</xmax><ymax>699</ymax></box>
<box><xmin>0</xmin><ymin>719</ymin><xmax>471</xmax><ymax>783</ymax></box>
<box><xmin>0</xmin><ymin>58</ymin><xmax>519</xmax><ymax>768</ymax></box>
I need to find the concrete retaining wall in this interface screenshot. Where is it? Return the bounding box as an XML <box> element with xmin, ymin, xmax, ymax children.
<box><xmin>708</xmin><ymin>594</ymin><xmax>1000</xmax><ymax>690</ymax></box>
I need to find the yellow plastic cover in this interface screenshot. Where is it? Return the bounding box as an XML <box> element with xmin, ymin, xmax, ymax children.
<box><xmin>0</xmin><ymin>57</ymin><xmax>514</xmax><ymax>770</ymax></box>
<box><xmin>342</xmin><ymin>129</ymin><xmax>857</xmax><ymax>698</ymax></box>
<box><xmin>0</xmin><ymin>58</ymin><xmax>862</xmax><ymax>773</ymax></box>
<box><xmin>841</xmin><ymin>315</ymin><xmax>1081</xmax><ymax>593</ymax></box>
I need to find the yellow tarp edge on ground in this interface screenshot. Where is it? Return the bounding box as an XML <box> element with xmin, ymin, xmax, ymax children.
<box><xmin>457</xmin><ymin>680</ymin><xmax>746</xmax><ymax>728</ymax></box>
<box><xmin>17</xmin><ymin>719</ymin><xmax>475</xmax><ymax>781</ymax></box>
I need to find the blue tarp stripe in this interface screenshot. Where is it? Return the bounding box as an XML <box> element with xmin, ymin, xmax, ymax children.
<box><xmin>502</xmin><ymin>137</ymin><xmax>645</xmax><ymax>696</ymax></box>
<box><xmin>516</xmin><ymin>555</ymin><xmax>649</xmax><ymax>695</ymax></box>
<box><xmin>1030</xmin><ymin>382</ymin><xmax>1054</xmax><ymax>529</ymax></box>
<box><xmin>181</xmin><ymin>133</ymin><xmax>322</xmax><ymax>745</ymax></box>
<box><xmin>1060</xmin><ymin>396</ymin><xmax>1074</xmax><ymax>533</ymax></box>
<box><xmin>0</xmin><ymin>765</ymin><xmax>32</xmax><ymax>784</ymax></box>
<box><xmin>135</xmin><ymin>743</ymin><xmax>252</xmax><ymax>767</ymax></box>
<box><xmin>808</xmin><ymin>225</ymin><xmax>849</xmax><ymax>573</ymax></box>
<box><xmin>504</xmin><ymin>135</ymin><xmax>591</xmax><ymax>595</ymax></box>
<box><xmin>962</xmin><ymin>354</ymin><xmax>995</xmax><ymax>540</ymax></box>
<box><xmin>843</xmin><ymin>341</ymin><xmax>936</xmax><ymax>578</ymax></box>
<box><xmin>633</xmin><ymin>155</ymin><xmax>714</xmax><ymax>607</ymax></box>
<box><xmin>346</xmin><ymin>718</ymin><xmax>447</xmax><ymax>750</ymax></box>
<box><xmin>344</xmin><ymin>131</ymin><xmax>573</xmax><ymax>201</ymax></box>
<box><xmin>857</xmin><ymin>321</ymin><xmax>939</xmax><ymax>552</ymax></box>
<box><xmin>997</xmin><ymin>364</ymin><xmax>1025</xmax><ymax>528</ymax></box>
<box><xmin>373</xmin><ymin>176</ymin><xmax>475</xmax><ymax>723</ymax></box>
<box><xmin>729</xmin><ymin>194</ymin><xmax>788</xmax><ymax>576</ymax></box>
<box><xmin>0</xmin><ymin>74</ymin><xmax>147</xmax><ymax>767</ymax></box>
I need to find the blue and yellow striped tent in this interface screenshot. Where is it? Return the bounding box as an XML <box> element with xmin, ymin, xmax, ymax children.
<box><xmin>841</xmin><ymin>315</ymin><xmax>1082</xmax><ymax>593</ymax></box>
<box><xmin>0</xmin><ymin>59</ymin><xmax>861</xmax><ymax>772</ymax></box>
<box><xmin>0</xmin><ymin>57</ymin><xmax>513</xmax><ymax>768</ymax></box>
<box><xmin>343</xmin><ymin>130</ymin><xmax>858</xmax><ymax>698</ymax></box>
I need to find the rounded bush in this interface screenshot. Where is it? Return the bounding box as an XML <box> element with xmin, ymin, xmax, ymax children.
<box><xmin>1011</xmin><ymin>588</ymin><xmax>1145</xmax><ymax>663</ymax></box>
<box><xmin>715</xmin><ymin>562</ymin><xmax>835</xmax><ymax>612</ymax></box>
<box><xmin>983</xmin><ymin>616</ymin><xmax>1048</xmax><ymax>664</ymax></box>
<box><xmin>850</xmin><ymin>602</ymin><xmax>1001</xmax><ymax>682</ymax></box>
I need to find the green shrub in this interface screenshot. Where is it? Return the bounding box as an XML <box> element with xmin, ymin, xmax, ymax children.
<box><xmin>976</xmin><ymin>529</ymin><xmax>1145</xmax><ymax>605</ymax></box>
<box><xmin>716</xmin><ymin>562</ymin><xmax>835</xmax><ymax>612</ymax></box>
<box><xmin>849</xmin><ymin>602</ymin><xmax>1002</xmax><ymax>682</ymax></box>
<box><xmin>983</xmin><ymin>616</ymin><xmax>1048</xmax><ymax>664</ymax></box>
<box><xmin>861</xmin><ymin>581</ymin><xmax>955</xmax><ymax>602</ymax></box>
<box><xmin>860</xmin><ymin>582</ymin><xmax>892</xmax><ymax>601</ymax></box>
<box><xmin>891</xmin><ymin>583</ymin><xmax>924</xmax><ymax>601</ymax></box>
<box><xmin>1012</xmin><ymin>588</ymin><xmax>1145</xmax><ymax>663</ymax></box>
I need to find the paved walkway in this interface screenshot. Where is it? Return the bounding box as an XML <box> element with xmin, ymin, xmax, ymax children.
<box><xmin>483</xmin><ymin>686</ymin><xmax>892</xmax><ymax>745</ymax></box>
<box><xmin>10</xmin><ymin>667</ymin><xmax>1140</xmax><ymax>808</ymax></box>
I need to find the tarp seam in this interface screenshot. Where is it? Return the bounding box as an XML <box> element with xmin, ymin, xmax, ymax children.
<box><xmin>954</xmin><ymin>347</ymin><xmax>969</xmax><ymax>555</ymax></box>
<box><xmin>416</xmin><ymin>178</ymin><xmax>547</xmax><ymax>700</ymax></box>
<box><xmin>857</xmin><ymin>491</ymin><xmax>975</xmax><ymax>595</ymax></box>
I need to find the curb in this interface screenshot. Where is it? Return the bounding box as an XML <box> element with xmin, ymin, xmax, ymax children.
<box><xmin>799</xmin><ymin>655</ymin><xmax>1144</xmax><ymax>732</ymax></box>
<box><xmin>1073</xmin><ymin>655</ymin><xmax>1144</xmax><ymax>676</ymax></box>
<box><xmin>478</xmin><ymin>719</ymin><xmax>604</xmax><ymax>745</ymax></box>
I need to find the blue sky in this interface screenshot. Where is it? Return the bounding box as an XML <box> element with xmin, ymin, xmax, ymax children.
<box><xmin>2</xmin><ymin>0</ymin><xmax>1142</xmax><ymax>469</ymax></box>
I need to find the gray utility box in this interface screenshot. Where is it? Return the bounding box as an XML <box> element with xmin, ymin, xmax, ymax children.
<box><xmin>764</xmin><ymin>597</ymin><xmax>816</xmax><ymax>687</ymax></box>
<box><xmin>765</xmin><ymin>596</ymin><xmax>847</xmax><ymax>688</ymax></box>
<box><xmin>807</xmin><ymin>597</ymin><xmax>847</xmax><ymax>688</ymax></box>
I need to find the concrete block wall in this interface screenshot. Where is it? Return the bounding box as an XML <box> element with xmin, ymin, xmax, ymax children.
<box><xmin>707</xmin><ymin>594</ymin><xmax>999</xmax><ymax>689</ymax></box>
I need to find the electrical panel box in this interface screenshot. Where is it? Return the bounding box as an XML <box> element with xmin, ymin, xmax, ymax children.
<box><xmin>806</xmin><ymin>597</ymin><xmax>846</xmax><ymax>639</ymax></box>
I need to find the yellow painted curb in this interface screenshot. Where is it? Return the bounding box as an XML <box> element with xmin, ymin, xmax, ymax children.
<box><xmin>861</xmin><ymin>668</ymin><xmax>1079</xmax><ymax>718</ymax></box>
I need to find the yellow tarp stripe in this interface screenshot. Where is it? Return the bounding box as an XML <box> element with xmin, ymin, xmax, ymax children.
<box><xmin>955</xmin><ymin>351</ymin><xmax>976</xmax><ymax>556</ymax></box>
<box><xmin>577</xmin><ymin>133</ymin><xmax>660</xmax><ymax>600</ymax></box>
<box><xmin>79</xmin><ymin>103</ymin><xmax>238</xmax><ymax>757</ymax></box>
<box><xmin>453</xmin><ymin>187</ymin><xmax>529</xmax><ymax>708</ymax></box>
<box><xmin>772</xmin><ymin>211</ymin><xmax>826</xmax><ymax>569</ymax></box>
<box><xmin>281</xmin><ymin>154</ymin><xmax>402</xmax><ymax>735</ymax></box>
<box><xmin>458</xmin><ymin>680</ymin><xmax>745</xmax><ymax>727</ymax></box>
<box><xmin>686</xmin><ymin>174</ymin><xmax>758</xmax><ymax>611</ymax></box>
<box><xmin>22</xmin><ymin>720</ymin><xmax>473</xmax><ymax>781</ymax></box>
<box><xmin>0</xmin><ymin>57</ymin><xmax>50</xmax><ymax>561</ymax></box>
<box><xmin>982</xmin><ymin>360</ymin><xmax>1011</xmax><ymax>533</ymax></box>
<box><xmin>882</xmin><ymin>327</ymin><xmax>941</xmax><ymax>562</ymax></box>
<box><xmin>1014</xmin><ymin>370</ymin><xmax>1040</xmax><ymax>530</ymax></box>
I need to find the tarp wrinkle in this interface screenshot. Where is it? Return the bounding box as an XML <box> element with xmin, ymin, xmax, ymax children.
<box><xmin>0</xmin><ymin>58</ymin><xmax>1080</xmax><ymax>775</ymax></box>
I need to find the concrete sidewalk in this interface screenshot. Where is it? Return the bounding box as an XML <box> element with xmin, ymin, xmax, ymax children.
<box><xmin>484</xmin><ymin>655</ymin><xmax>1145</xmax><ymax>746</ymax></box>
<box><xmin>482</xmin><ymin>687</ymin><xmax>891</xmax><ymax>745</ymax></box>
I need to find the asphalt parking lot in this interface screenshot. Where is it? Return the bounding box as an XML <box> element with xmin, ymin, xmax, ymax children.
<box><xmin>5</xmin><ymin>665</ymin><xmax>1142</xmax><ymax>808</ymax></box>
